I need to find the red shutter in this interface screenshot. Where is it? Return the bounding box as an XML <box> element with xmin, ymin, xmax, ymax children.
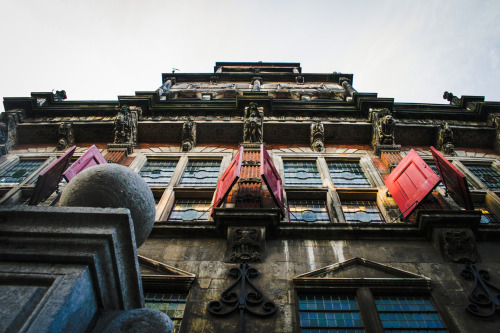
<box><xmin>261</xmin><ymin>144</ymin><xmax>285</xmax><ymax>216</ymax></box>
<box><xmin>213</xmin><ymin>146</ymin><xmax>243</xmax><ymax>207</ymax></box>
<box><xmin>384</xmin><ymin>149</ymin><xmax>440</xmax><ymax>218</ymax></box>
<box><xmin>431</xmin><ymin>146</ymin><xmax>473</xmax><ymax>210</ymax></box>
<box><xmin>29</xmin><ymin>145</ymin><xmax>76</xmax><ymax>205</ymax></box>
<box><xmin>63</xmin><ymin>145</ymin><xmax>107</xmax><ymax>182</ymax></box>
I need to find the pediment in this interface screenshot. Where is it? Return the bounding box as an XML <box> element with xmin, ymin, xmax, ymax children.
<box><xmin>139</xmin><ymin>255</ymin><xmax>196</xmax><ymax>290</ymax></box>
<box><xmin>294</xmin><ymin>257</ymin><xmax>430</xmax><ymax>290</ymax></box>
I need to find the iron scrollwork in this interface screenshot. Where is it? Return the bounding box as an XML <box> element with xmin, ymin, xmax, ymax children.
<box><xmin>461</xmin><ymin>262</ymin><xmax>500</xmax><ymax>318</ymax></box>
<box><xmin>207</xmin><ymin>263</ymin><xmax>277</xmax><ymax>332</ymax></box>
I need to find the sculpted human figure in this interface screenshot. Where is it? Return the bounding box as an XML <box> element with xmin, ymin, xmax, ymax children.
<box><xmin>182</xmin><ymin>118</ymin><xmax>196</xmax><ymax>151</ymax></box>
<box><xmin>114</xmin><ymin>105</ymin><xmax>131</xmax><ymax>144</ymax></box>
<box><xmin>310</xmin><ymin>121</ymin><xmax>325</xmax><ymax>152</ymax></box>
<box><xmin>378</xmin><ymin>113</ymin><xmax>395</xmax><ymax>145</ymax></box>
<box><xmin>243</xmin><ymin>102</ymin><xmax>263</xmax><ymax>143</ymax></box>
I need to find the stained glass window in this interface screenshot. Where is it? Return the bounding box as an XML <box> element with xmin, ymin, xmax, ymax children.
<box><xmin>342</xmin><ymin>201</ymin><xmax>384</xmax><ymax>223</ymax></box>
<box><xmin>144</xmin><ymin>293</ymin><xmax>187</xmax><ymax>333</ymax></box>
<box><xmin>178</xmin><ymin>160</ymin><xmax>221</xmax><ymax>187</ymax></box>
<box><xmin>283</xmin><ymin>160</ymin><xmax>322</xmax><ymax>187</ymax></box>
<box><xmin>328</xmin><ymin>161</ymin><xmax>371</xmax><ymax>187</ymax></box>
<box><xmin>466</xmin><ymin>165</ymin><xmax>500</xmax><ymax>190</ymax></box>
<box><xmin>140</xmin><ymin>160</ymin><xmax>177</xmax><ymax>186</ymax></box>
<box><xmin>298</xmin><ymin>295</ymin><xmax>364</xmax><ymax>333</ymax></box>
<box><xmin>289</xmin><ymin>200</ymin><xmax>330</xmax><ymax>223</ymax></box>
<box><xmin>168</xmin><ymin>199</ymin><xmax>211</xmax><ymax>222</ymax></box>
<box><xmin>473</xmin><ymin>203</ymin><xmax>500</xmax><ymax>224</ymax></box>
<box><xmin>375</xmin><ymin>296</ymin><xmax>446</xmax><ymax>332</ymax></box>
<box><xmin>0</xmin><ymin>160</ymin><xmax>44</xmax><ymax>185</ymax></box>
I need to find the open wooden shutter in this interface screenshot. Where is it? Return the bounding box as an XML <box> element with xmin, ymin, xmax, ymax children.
<box><xmin>384</xmin><ymin>149</ymin><xmax>440</xmax><ymax>218</ymax></box>
<box><xmin>29</xmin><ymin>146</ymin><xmax>76</xmax><ymax>205</ymax></box>
<box><xmin>261</xmin><ymin>144</ymin><xmax>285</xmax><ymax>216</ymax></box>
<box><xmin>213</xmin><ymin>146</ymin><xmax>243</xmax><ymax>208</ymax></box>
<box><xmin>431</xmin><ymin>146</ymin><xmax>473</xmax><ymax>210</ymax></box>
<box><xmin>63</xmin><ymin>145</ymin><xmax>107</xmax><ymax>182</ymax></box>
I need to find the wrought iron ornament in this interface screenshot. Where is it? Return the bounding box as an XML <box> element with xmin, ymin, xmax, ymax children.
<box><xmin>207</xmin><ymin>263</ymin><xmax>277</xmax><ymax>333</ymax></box>
<box><xmin>461</xmin><ymin>262</ymin><xmax>500</xmax><ymax>318</ymax></box>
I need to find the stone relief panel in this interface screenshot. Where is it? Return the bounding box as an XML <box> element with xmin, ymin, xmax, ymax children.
<box><xmin>438</xmin><ymin>229</ymin><xmax>477</xmax><ymax>263</ymax></box>
<box><xmin>226</xmin><ymin>227</ymin><xmax>265</xmax><ymax>263</ymax></box>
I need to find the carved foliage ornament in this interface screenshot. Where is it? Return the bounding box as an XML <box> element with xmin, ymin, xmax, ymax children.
<box><xmin>181</xmin><ymin>118</ymin><xmax>196</xmax><ymax>152</ymax></box>
<box><xmin>439</xmin><ymin>229</ymin><xmax>477</xmax><ymax>263</ymax></box>
<box><xmin>310</xmin><ymin>121</ymin><xmax>325</xmax><ymax>152</ymax></box>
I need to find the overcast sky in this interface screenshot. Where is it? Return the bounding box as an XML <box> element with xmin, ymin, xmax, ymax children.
<box><xmin>1</xmin><ymin>0</ymin><xmax>499</xmax><ymax>106</ymax></box>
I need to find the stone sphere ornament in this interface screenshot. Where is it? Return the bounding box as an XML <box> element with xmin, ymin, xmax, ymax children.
<box><xmin>103</xmin><ymin>308</ymin><xmax>174</xmax><ymax>333</ymax></box>
<box><xmin>59</xmin><ymin>163</ymin><xmax>155</xmax><ymax>247</ymax></box>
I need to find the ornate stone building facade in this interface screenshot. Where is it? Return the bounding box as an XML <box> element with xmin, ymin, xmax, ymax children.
<box><xmin>2</xmin><ymin>62</ymin><xmax>500</xmax><ymax>332</ymax></box>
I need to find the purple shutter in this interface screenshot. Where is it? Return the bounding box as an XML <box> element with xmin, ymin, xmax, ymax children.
<box><xmin>385</xmin><ymin>149</ymin><xmax>440</xmax><ymax>218</ymax></box>
<box><xmin>63</xmin><ymin>145</ymin><xmax>107</xmax><ymax>182</ymax></box>
<box><xmin>29</xmin><ymin>145</ymin><xmax>76</xmax><ymax>205</ymax></box>
<box><xmin>431</xmin><ymin>146</ymin><xmax>473</xmax><ymax>210</ymax></box>
<box><xmin>213</xmin><ymin>146</ymin><xmax>243</xmax><ymax>208</ymax></box>
<box><xmin>261</xmin><ymin>144</ymin><xmax>285</xmax><ymax>216</ymax></box>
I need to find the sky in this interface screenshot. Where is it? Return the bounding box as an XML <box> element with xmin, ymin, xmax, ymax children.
<box><xmin>1</xmin><ymin>0</ymin><xmax>500</xmax><ymax>106</ymax></box>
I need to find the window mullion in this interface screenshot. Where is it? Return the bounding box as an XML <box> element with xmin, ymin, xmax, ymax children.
<box><xmin>356</xmin><ymin>287</ymin><xmax>384</xmax><ymax>333</ymax></box>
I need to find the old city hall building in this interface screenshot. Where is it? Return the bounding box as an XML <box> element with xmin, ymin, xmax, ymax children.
<box><xmin>1</xmin><ymin>62</ymin><xmax>500</xmax><ymax>332</ymax></box>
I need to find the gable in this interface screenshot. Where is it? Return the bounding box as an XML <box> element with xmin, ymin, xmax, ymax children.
<box><xmin>139</xmin><ymin>255</ymin><xmax>196</xmax><ymax>290</ymax></box>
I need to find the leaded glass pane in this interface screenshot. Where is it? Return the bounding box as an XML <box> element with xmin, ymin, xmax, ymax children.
<box><xmin>467</xmin><ymin>165</ymin><xmax>500</xmax><ymax>190</ymax></box>
<box><xmin>328</xmin><ymin>161</ymin><xmax>371</xmax><ymax>187</ymax></box>
<box><xmin>342</xmin><ymin>201</ymin><xmax>384</xmax><ymax>223</ymax></box>
<box><xmin>375</xmin><ymin>296</ymin><xmax>446</xmax><ymax>332</ymax></box>
<box><xmin>168</xmin><ymin>199</ymin><xmax>211</xmax><ymax>222</ymax></box>
<box><xmin>144</xmin><ymin>293</ymin><xmax>187</xmax><ymax>333</ymax></box>
<box><xmin>289</xmin><ymin>200</ymin><xmax>330</xmax><ymax>223</ymax></box>
<box><xmin>178</xmin><ymin>160</ymin><xmax>221</xmax><ymax>187</ymax></box>
<box><xmin>298</xmin><ymin>295</ymin><xmax>364</xmax><ymax>332</ymax></box>
<box><xmin>429</xmin><ymin>164</ymin><xmax>446</xmax><ymax>190</ymax></box>
<box><xmin>283</xmin><ymin>160</ymin><xmax>322</xmax><ymax>187</ymax></box>
<box><xmin>473</xmin><ymin>203</ymin><xmax>500</xmax><ymax>224</ymax></box>
<box><xmin>0</xmin><ymin>160</ymin><xmax>44</xmax><ymax>185</ymax></box>
<box><xmin>140</xmin><ymin>160</ymin><xmax>177</xmax><ymax>186</ymax></box>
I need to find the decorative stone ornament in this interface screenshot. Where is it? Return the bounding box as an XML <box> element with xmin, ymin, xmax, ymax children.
<box><xmin>182</xmin><ymin>118</ymin><xmax>196</xmax><ymax>151</ymax></box>
<box><xmin>229</xmin><ymin>227</ymin><xmax>264</xmax><ymax>262</ymax></box>
<box><xmin>56</xmin><ymin>122</ymin><xmax>75</xmax><ymax>151</ymax></box>
<box><xmin>243</xmin><ymin>102</ymin><xmax>263</xmax><ymax>143</ymax></box>
<box><xmin>0</xmin><ymin>112</ymin><xmax>19</xmax><ymax>156</ymax></box>
<box><xmin>113</xmin><ymin>105</ymin><xmax>138</xmax><ymax>152</ymax></box>
<box><xmin>53</xmin><ymin>90</ymin><xmax>67</xmax><ymax>101</ymax></box>
<box><xmin>437</xmin><ymin>122</ymin><xmax>455</xmax><ymax>155</ymax></box>
<box><xmin>103</xmin><ymin>308</ymin><xmax>174</xmax><ymax>333</ymax></box>
<box><xmin>370</xmin><ymin>108</ymin><xmax>399</xmax><ymax>155</ymax></box>
<box><xmin>310</xmin><ymin>121</ymin><xmax>325</xmax><ymax>152</ymax></box>
<box><xmin>59</xmin><ymin>163</ymin><xmax>156</xmax><ymax>247</ymax></box>
<box><xmin>443</xmin><ymin>91</ymin><xmax>461</xmax><ymax>106</ymax></box>
<box><xmin>439</xmin><ymin>229</ymin><xmax>477</xmax><ymax>263</ymax></box>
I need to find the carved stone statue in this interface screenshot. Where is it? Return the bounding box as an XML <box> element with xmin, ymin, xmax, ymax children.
<box><xmin>374</xmin><ymin>109</ymin><xmax>396</xmax><ymax>145</ymax></box>
<box><xmin>230</xmin><ymin>228</ymin><xmax>262</xmax><ymax>262</ymax></box>
<box><xmin>252</xmin><ymin>78</ymin><xmax>261</xmax><ymax>91</ymax></box>
<box><xmin>0</xmin><ymin>113</ymin><xmax>18</xmax><ymax>155</ymax></box>
<box><xmin>113</xmin><ymin>105</ymin><xmax>137</xmax><ymax>146</ymax></box>
<box><xmin>53</xmin><ymin>90</ymin><xmax>67</xmax><ymax>101</ymax></box>
<box><xmin>56</xmin><ymin>122</ymin><xmax>75</xmax><ymax>151</ymax></box>
<box><xmin>157</xmin><ymin>78</ymin><xmax>175</xmax><ymax>96</ymax></box>
<box><xmin>437</xmin><ymin>123</ymin><xmax>455</xmax><ymax>155</ymax></box>
<box><xmin>443</xmin><ymin>91</ymin><xmax>461</xmax><ymax>106</ymax></box>
<box><xmin>243</xmin><ymin>102</ymin><xmax>263</xmax><ymax>143</ymax></box>
<box><xmin>310</xmin><ymin>121</ymin><xmax>325</xmax><ymax>152</ymax></box>
<box><xmin>182</xmin><ymin>118</ymin><xmax>196</xmax><ymax>152</ymax></box>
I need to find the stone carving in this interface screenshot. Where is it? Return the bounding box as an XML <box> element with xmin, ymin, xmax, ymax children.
<box><xmin>310</xmin><ymin>121</ymin><xmax>325</xmax><ymax>152</ymax></box>
<box><xmin>439</xmin><ymin>229</ymin><xmax>477</xmax><ymax>263</ymax></box>
<box><xmin>437</xmin><ymin>123</ymin><xmax>455</xmax><ymax>155</ymax></box>
<box><xmin>157</xmin><ymin>78</ymin><xmax>176</xmax><ymax>95</ymax></box>
<box><xmin>53</xmin><ymin>90</ymin><xmax>67</xmax><ymax>101</ymax></box>
<box><xmin>443</xmin><ymin>91</ymin><xmax>461</xmax><ymax>106</ymax></box>
<box><xmin>230</xmin><ymin>228</ymin><xmax>262</xmax><ymax>262</ymax></box>
<box><xmin>372</xmin><ymin>108</ymin><xmax>395</xmax><ymax>145</ymax></box>
<box><xmin>252</xmin><ymin>77</ymin><xmax>262</xmax><ymax>91</ymax></box>
<box><xmin>182</xmin><ymin>118</ymin><xmax>196</xmax><ymax>152</ymax></box>
<box><xmin>341</xmin><ymin>79</ymin><xmax>357</xmax><ymax>102</ymax></box>
<box><xmin>56</xmin><ymin>122</ymin><xmax>75</xmax><ymax>151</ymax></box>
<box><xmin>0</xmin><ymin>112</ymin><xmax>18</xmax><ymax>155</ymax></box>
<box><xmin>113</xmin><ymin>105</ymin><xmax>137</xmax><ymax>146</ymax></box>
<box><xmin>243</xmin><ymin>102</ymin><xmax>263</xmax><ymax>143</ymax></box>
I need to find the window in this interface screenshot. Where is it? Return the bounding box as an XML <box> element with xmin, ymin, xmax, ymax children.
<box><xmin>298</xmin><ymin>295</ymin><xmax>364</xmax><ymax>332</ymax></box>
<box><xmin>341</xmin><ymin>201</ymin><xmax>384</xmax><ymax>223</ymax></box>
<box><xmin>144</xmin><ymin>293</ymin><xmax>187</xmax><ymax>333</ymax></box>
<box><xmin>466</xmin><ymin>165</ymin><xmax>500</xmax><ymax>190</ymax></box>
<box><xmin>168</xmin><ymin>199</ymin><xmax>211</xmax><ymax>222</ymax></box>
<box><xmin>178</xmin><ymin>160</ymin><xmax>221</xmax><ymax>187</ymax></box>
<box><xmin>139</xmin><ymin>160</ymin><xmax>177</xmax><ymax>186</ymax></box>
<box><xmin>328</xmin><ymin>161</ymin><xmax>371</xmax><ymax>188</ymax></box>
<box><xmin>0</xmin><ymin>160</ymin><xmax>44</xmax><ymax>185</ymax></box>
<box><xmin>375</xmin><ymin>296</ymin><xmax>446</xmax><ymax>332</ymax></box>
<box><xmin>473</xmin><ymin>203</ymin><xmax>500</xmax><ymax>224</ymax></box>
<box><xmin>283</xmin><ymin>160</ymin><xmax>322</xmax><ymax>186</ymax></box>
<box><xmin>289</xmin><ymin>200</ymin><xmax>330</xmax><ymax>223</ymax></box>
